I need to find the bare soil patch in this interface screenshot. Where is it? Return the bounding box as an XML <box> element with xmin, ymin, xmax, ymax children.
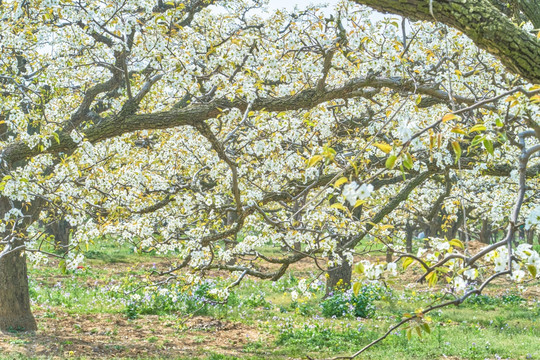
<box><xmin>0</xmin><ymin>312</ymin><xmax>264</xmax><ymax>359</ymax></box>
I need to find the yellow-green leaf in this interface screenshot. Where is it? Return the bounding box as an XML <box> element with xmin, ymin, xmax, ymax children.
<box><xmin>386</xmin><ymin>155</ymin><xmax>398</xmax><ymax>169</ymax></box>
<box><xmin>374</xmin><ymin>142</ymin><xmax>393</xmax><ymax>154</ymax></box>
<box><xmin>330</xmin><ymin>202</ymin><xmax>349</xmax><ymax>212</ymax></box>
<box><xmin>483</xmin><ymin>139</ymin><xmax>494</xmax><ymax>155</ymax></box>
<box><xmin>307</xmin><ymin>155</ymin><xmax>323</xmax><ymax>167</ymax></box>
<box><xmin>426</xmin><ymin>271</ymin><xmax>438</xmax><ymax>287</ymax></box>
<box><xmin>53</xmin><ymin>132</ymin><xmax>60</xmax><ymax>144</ymax></box>
<box><xmin>451</xmin><ymin>127</ymin><xmax>466</xmax><ymax>135</ymax></box>
<box><xmin>469</xmin><ymin>124</ymin><xmax>487</xmax><ymax>133</ymax></box>
<box><xmin>334</xmin><ymin>177</ymin><xmax>348</xmax><ymax>188</ymax></box>
<box><xmin>527</xmin><ymin>264</ymin><xmax>537</xmax><ymax>278</ymax></box>
<box><xmin>451</xmin><ymin>141</ymin><xmax>462</xmax><ymax>163</ymax></box>
<box><xmin>403</xmin><ymin>257</ymin><xmax>414</xmax><ymax>270</ymax></box>
<box><xmin>354</xmin><ymin>263</ymin><xmax>365</xmax><ymax>275</ymax></box>
<box><xmin>403</xmin><ymin>152</ymin><xmax>413</xmax><ymax>170</ymax></box>
<box><xmin>353</xmin><ymin>282</ymin><xmax>361</xmax><ymax>295</ymax></box>
<box><xmin>442</xmin><ymin>113</ymin><xmax>458</xmax><ymax>122</ymax></box>
<box><xmin>449</xmin><ymin>239</ymin><xmax>464</xmax><ymax>249</ymax></box>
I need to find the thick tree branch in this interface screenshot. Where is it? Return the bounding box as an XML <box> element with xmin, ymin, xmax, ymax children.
<box><xmin>351</xmin><ymin>0</ymin><xmax>540</xmax><ymax>84</ymax></box>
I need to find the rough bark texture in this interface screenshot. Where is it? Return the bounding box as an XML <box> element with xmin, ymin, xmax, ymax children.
<box><xmin>0</xmin><ymin>245</ymin><xmax>37</xmax><ymax>332</ymax></box>
<box><xmin>351</xmin><ymin>0</ymin><xmax>540</xmax><ymax>84</ymax></box>
<box><xmin>517</xmin><ymin>0</ymin><xmax>540</xmax><ymax>28</ymax></box>
<box><xmin>0</xmin><ymin>197</ymin><xmax>42</xmax><ymax>332</ymax></box>
<box><xmin>326</xmin><ymin>242</ymin><xmax>353</xmax><ymax>295</ymax></box>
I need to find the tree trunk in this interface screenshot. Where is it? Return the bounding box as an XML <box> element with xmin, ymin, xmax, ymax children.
<box><xmin>526</xmin><ymin>229</ymin><xmax>535</xmax><ymax>245</ymax></box>
<box><xmin>386</xmin><ymin>247</ymin><xmax>393</xmax><ymax>263</ymax></box>
<box><xmin>405</xmin><ymin>222</ymin><xmax>414</xmax><ymax>253</ymax></box>
<box><xmin>325</xmin><ymin>237</ymin><xmax>352</xmax><ymax>296</ymax></box>
<box><xmin>225</xmin><ymin>210</ymin><xmax>238</xmax><ymax>266</ymax></box>
<box><xmin>325</xmin><ymin>257</ymin><xmax>352</xmax><ymax>296</ymax></box>
<box><xmin>479</xmin><ymin>219</ymin><xmax>491</xmax><ymax>244</ymax></box>
<box><xmin>47</xmin><ymin>219</ymin><xmax>71</xmax><ymax>254</ymax></box>
<box><xmin>0</xmin><ymin>243</ymin><xmax>37</xmax><ymax>332</ymax></box>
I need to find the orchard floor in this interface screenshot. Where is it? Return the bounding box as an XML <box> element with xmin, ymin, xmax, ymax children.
<box><xmin>1</xmin><ymin>240</ymin><xmax>539</xmax><ymax>360</ymax></box>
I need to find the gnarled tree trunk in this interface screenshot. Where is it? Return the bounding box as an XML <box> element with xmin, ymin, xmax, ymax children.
<box><xmin>0</xmin><ymin>243</ymin><xmax>37</xmax><ymax>332</ymax></box>
<box><xmin>0</xmin><ymin>196</ymin><xmax>39</xmax><ymax>332</ymax></box>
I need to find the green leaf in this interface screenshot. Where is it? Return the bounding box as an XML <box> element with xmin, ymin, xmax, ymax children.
<box><xmin>422</xmin><ymin>323</ymin><xmax>431</xmax><ymax>334</ymax></box>
<box><xmin>59</xmin><ymin>260</ymin><xmax>67</xmax><ymax>274</ymax></box>
<box><xmin>471</xmin><ymin>134</ymin><xmax>485</xmax><ymax>147</ymax></box>
<box><xmin>403</xmin><ymin>152</ymin><xmax>413</xmax><ymax>170</ymax></box>
<box><xmin>386</xmin><ymin>155</ymin><xmax>398</xmax><ymax>169</ymax></box>
<box><xmin>406</xmin><ymin>328</ymin><xmax>412</xmax><ymax>340</ymax></box>
<box><xmin>483</xmin><ymin>139</ymin><xmax>494</xmax><ymax>155</ymax></box>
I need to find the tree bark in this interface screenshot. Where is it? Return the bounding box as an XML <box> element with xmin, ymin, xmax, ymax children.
<box><xmin>526</xmin><ymin>228</ymin><xmax>535</xmax><ymax>245</ymax></box>
<box><xmin>326</xmin><ymin>245</ymin><xmax>352</xmax><ymax>296</ymax></box>
<box><xmin>405</xmin><ymin>222</ymin><xmax>414</xmax><ymax>253</ymax></box>
<box><xmin>0</xmin><ymin>196</ymin><xmax>42</xmax><ymax>332</ymax></box>
<box><xmin>479</xmin><ymin>219</ymin><xmax>491</xmax><ymax>244</ymax></box>
<box><xmin>47</xmin><ymin>219</ymin><xmax>72</xmax><ymax>255</ymax></box>
<box><xmin>386</xmin><ymin>247</ymin><xmax>393</xmax><ymax>263</ymax></box>
<box><xmin>351</xmin><ymin>0</ymin><xmax>540</xmax><ymax>84</ymax></box>
<box><xmin>0</xmin><ymin>243</ymin><xmax>37</xmax><ymax>332</ymax></box>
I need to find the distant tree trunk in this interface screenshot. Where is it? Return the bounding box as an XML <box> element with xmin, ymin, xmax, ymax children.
<box><xmin>386</xmin><ymin>247</ymin><xmax>393</xmax><ymax>263</ymax></box>
<box><xmin>526</xmin><ymin>229</ymin><xmax>535</xmax><ymax>245</ymax></box>
<box><xmin>405</xmin><ymin>222</ymin><xmax>414</xmax><ymax>253</ymax></box>
<box><xmin>292</xmin><ymin>198</ymin><xmax>304</xmax><ymax>251</ymax></box>
<box><xmin>282</xmin><ymin>198</ymin><xmax>304</xmax><ymax>252</ymax></box>
<box><xmin>225</xmin><ymin>210</ymin><xmax>237</xmax><ymax>266</ymax></box>
<box><xmin>325</xmin><ymin>238</ymin><xmax>352</xmax><ymax>296</ymax></box>
<box><xmin>47</xmin><ymin>219</ymin><xmax>72</xmax><ymax>254</ymax></box>
<box><xmin>479</xmin><ymin>219</ymin><xmax>491</xmax><ymax>244</ymax></box>
<box><xmin>326</xmin><ymin>258</ymin><xmax>352</xmax><ymax>296</ymax></box>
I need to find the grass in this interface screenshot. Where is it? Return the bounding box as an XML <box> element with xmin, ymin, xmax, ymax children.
<box><xmin>1</xmin><ymin>237</ymin><xmax>538</xmax><ymax>360</ymax></box>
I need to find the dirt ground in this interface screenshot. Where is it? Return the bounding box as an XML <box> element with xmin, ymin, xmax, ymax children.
<box><xmin>0</xmin><ymin>313</ymin><xmax>264</xmax><ymax>359</ymax></box>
